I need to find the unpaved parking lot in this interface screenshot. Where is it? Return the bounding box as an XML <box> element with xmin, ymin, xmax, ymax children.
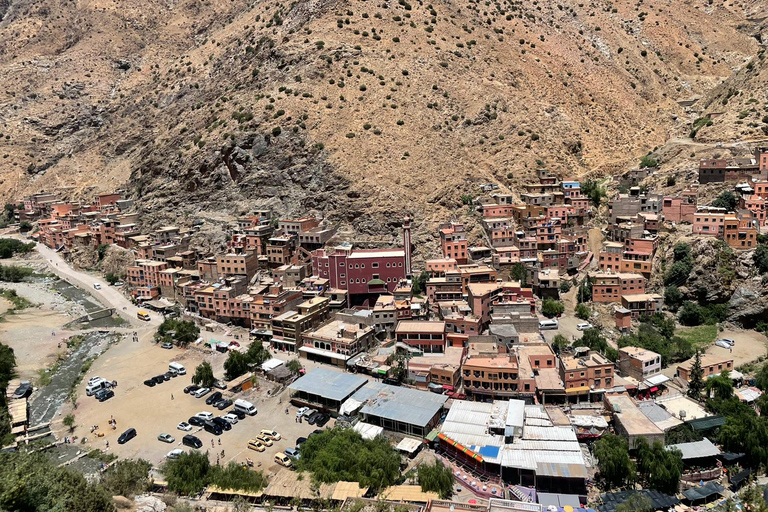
<box><xmin>662</xmin><ymin>328</ymin><xmax>768</xmax><ymax>378</ymax></box>
<box><xmin>66</xmin><ymin>335</ymin><xmax>332</xmax><ymax>478</ymax></box>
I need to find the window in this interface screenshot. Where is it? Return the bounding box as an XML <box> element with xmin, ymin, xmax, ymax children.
<box><xmin>372</xmin><ymin>262</ymin><xmax>379</xmax><ymax>268</ymax></box>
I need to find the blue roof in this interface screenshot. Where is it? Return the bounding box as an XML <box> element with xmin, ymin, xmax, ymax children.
<box><xmin>476</xmin><ymin>445</ymin><xmax>500</xmax><ymax>458</ymax></box>
<box><xmin>288</xmin><ymin>368</ymin><xmax>367</xmax><ymax>401</ymax></box>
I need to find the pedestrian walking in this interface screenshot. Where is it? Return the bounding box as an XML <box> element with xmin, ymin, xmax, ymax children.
<box><xmin>211</xmin><ymin>439</ymin><xmax>215</xmax><ymax>448</ymax></box>
<box><xmin>218</xmin><ymin>438</ymin><xmax>221</xmax><ymax>446</ymax></box>
<box><xmin>171</xmin><ymin>394</ymin><xmax>174</xmax><ymax>400</ymax></box>
<box><xmin>106</xmin><ymin>441</ymin><xmax>109</xmax><ymax>449</ymax></box>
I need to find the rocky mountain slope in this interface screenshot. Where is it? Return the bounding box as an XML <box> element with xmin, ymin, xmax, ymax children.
<box><xmin>0</xmin><ymin>0</ymin><xmax>764</xmax><ymax>251</ymax></box>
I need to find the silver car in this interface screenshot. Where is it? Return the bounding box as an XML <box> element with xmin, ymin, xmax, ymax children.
<box><xmin>158</xmin><ymin>433</ymin><xmax>175</xmax><ymax>443</ymax></box>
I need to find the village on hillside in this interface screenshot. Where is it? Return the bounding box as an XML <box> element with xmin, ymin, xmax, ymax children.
<box><xmin>3</xmin><ymin>146</ymin><xmax>768</xmax><ymax>511</ymax></box>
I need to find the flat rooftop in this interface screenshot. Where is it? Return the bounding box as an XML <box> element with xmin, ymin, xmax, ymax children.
<box><xmin>288</xmin><ymin>368</ymin><xmax>367</xmax><ymax>402</ymax></box>
<box><xmin>352</xmin><ymin>381</ymin><xmax>448</xmax><ymax>428</ymax></box>
<box><xmin>606</xmin><ymin>394</ymin><xmax>664</xmax><ymax>437</ymax></box>
<box><xmin>395</xmin><ymin>320</ymin><xmax>446</xmax><ymax>333</ymax></box>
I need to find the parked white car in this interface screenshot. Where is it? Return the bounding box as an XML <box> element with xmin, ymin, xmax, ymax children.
<box><xmin>195</xmin><ymin>411</ymin><xmax>214</xmax><ymax>421</ymax></box>
<box><xmin>222</xmin><ymin>413</ymin><xmax>239</xmax><ymax>424</ymax></box>
<box><xmin>177</xmin><ymin>422</ymin><xmax>193</xmax><ymax>432</ymax></box>
<box><xmin>716</xmin><ymin>338</ymin><xmax>735</xmax><ymax>346</ymax></box>
<box><xmin>193</xmin><ymin>387</ymin><xmax>211</xmax><ymax>398</ymax></box>
<box><xmin>715</xmin><ymin>339</ymin><xmax>732</xmax><ymax>349</ymax></box>
<box><xmin>296</xmin><ymin>407</ymin><xmax>309</xmax><ymax>418</ymax></box>
<box><xmin>576</xmin><ymin>323</ymin><xmax>593</xmax><ymax>331</ymax></box>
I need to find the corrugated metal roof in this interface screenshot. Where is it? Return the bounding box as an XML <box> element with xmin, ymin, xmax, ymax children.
<box><xmin>288</xmin><ymin>368</ymin><xmax>367</xmax><ymax>401</ymax></box>
<box><xmin>666</xmin><ymin>438</ymin><xmax>721</xmax><ymax>460</ymax></box>
<box><xmin>522</xmin><ymin>425</ymin><xmax>577</xmax><ymax>442</ymax></box>
<box><xmin>506</xmin><ymin>400</ymin><xmax>525</xmax><ymax>428</ymax></box>
<box><xmin>536</xmin><ymin>461</ymin><xmax>588</xmax><ymax>479</ymax></box>
<box><xmin>523</xmin><ymin>405</ymin><xmax>549</xmax><ymax>420</ymax></box>
<box><xmin>441</xmin><ymin>400</ymin><xmax>505</xmax><ymax>448</ymax></box>
<box><xmin>500</xmin><ymin>447</ymin><xmax>586</xmax><ymax>471</ymax></box>
<box><xmin>357</xmin><ymin>381</ymin><xmax>447</xmax><ymax>428</ymax></box>
<box><xmin>510</xmin><ymin>440</ymin><xmax>583</xmax><ymax>452</ymax></box>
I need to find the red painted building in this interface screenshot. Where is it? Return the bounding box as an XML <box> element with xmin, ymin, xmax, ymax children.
<box><xmin>312</xmin><ymin>247</ymin><xmax>407</xmax><ymax>296</ymax></box>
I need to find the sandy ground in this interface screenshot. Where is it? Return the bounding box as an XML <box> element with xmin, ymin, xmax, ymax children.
<box><xmin>662</xmin><ymin>328</ymin><xmax>768</xmax><ymax>378</ymax></box>
<box><xmin>65</xmin><ymin>333</ymin><xmax>334</xmax><ymax>478</ymax></box>
<box><xmin>0</xmin><ymin>278</ymin><xmax>88</xmax><ymax>381</ymax></box>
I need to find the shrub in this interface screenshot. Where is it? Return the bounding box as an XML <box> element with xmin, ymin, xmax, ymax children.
<box><xmin>639</xmin><ymin>155</ymin><xmax>657</xmax><ymax>168</ymax></box>
<box><xmin>575</xmin><ymin>303</ymin><xmax>591</xmax><ymax>320</ymax></box>
<box><xmin>541</xmin><ymin>298</ymin><xmax>564</xmax><ymax>318</ymax></box>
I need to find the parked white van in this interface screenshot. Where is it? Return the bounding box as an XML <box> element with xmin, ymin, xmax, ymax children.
<box><xmin>234</xmin><ymin>399</ymin><xmax>257</xmax><ymax>416</ymax></box>
<box><xmin>538</xmin><ymin>319</ymin><xmax>559</xmax><ymax>330</ymax></box>
<box><xmin>169</xmin><ymin>362</ymin><xmax>186</xmax><ymax>375</ymax></box>
<box><xmin>86</xmin><ymin>378</ymin><xmax>110</xmax><ymax>396</ymax></box>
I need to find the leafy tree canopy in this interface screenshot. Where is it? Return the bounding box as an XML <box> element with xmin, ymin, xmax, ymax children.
<box><xmin>594</xmin><ymin>434</ymin><xmax>635</xmax><ymax>489</ymax></box>
<box><xmin>157</xmin><ymin>318</ymin><xmax>200</xmax><ymax>347</ymax></box>
<box><xmin>417</xmin><ymin>461</ymin><xmax>453</xmax><ymax>499</ymax></box>
<box><xmin>541</xmin><ymin>298</ymin><xmax>564</xmax><ymax>318</ymax></box>
<box><xmin>295</xmin><ymin>428</ymin><xmax>401</xmax><ymax>490</ymax></box>
<box><xmin>192</xmin><ymin>361</ymin><xmax>216</xmax><ymax>388</ymax></box>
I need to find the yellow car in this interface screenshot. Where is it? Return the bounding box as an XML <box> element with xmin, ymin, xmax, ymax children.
<box><xmin>275</xmin><ymin>452</ymin><xmax>292</xmax><ymax>468</ymax></box>
<box><xmin>260</xmin><ymin>429</ymin><xmax>282</xmax><ymax>441</ymax></box>
<box><xmin>247</xmin><ymin>440</ymin><xmax>266</xmax><ymax>452</ymax></box>
<box><xmin>256</xmin><ymin>434</ymin><xmax>273</xmax><ymax>447</ymax></box>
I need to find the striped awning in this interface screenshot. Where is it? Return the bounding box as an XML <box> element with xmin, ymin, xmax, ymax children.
<box><xmin>437</xmin><ymin>433</ymin><xmax>484</xmax><ymax>463</ymax></box>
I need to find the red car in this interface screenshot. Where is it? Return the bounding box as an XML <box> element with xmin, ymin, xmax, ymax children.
<box><xmin>228</xmin><ymin>341</ymin><xmax>241</xmax><ymax>348</ymax></box>
<box><xmin>447</xmin><ymin>392</ymin><xmax>467</xmax><ymax>400</ymax></box>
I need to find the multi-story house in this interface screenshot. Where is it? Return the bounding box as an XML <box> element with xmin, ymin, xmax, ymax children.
<box><xmin>462</xmin><ymin>354</ymin><xmax>520</xmax><ymax>400</ymax></box>
<box><xmin>621</xmin><ymin>293</ymin><xmax>664</xmax><ymax>318</ymax></box>
<box><xmin>299</xmin><ymin>319</ymin><xmax>376</xmax><ymax>367</ymax></box>
<box><xmin>598</xmin><ymin>241</ymin><xmax>624</xmax><ymax>272</ymax></box>
<box><xmin>663</xmin><ymin>189</ymin><xmax>698</xmax><ymax>224</ymax></box>
<box><xmin>439</xmin><ymin>222</ymin><xmax>468</xmax><ymax>264</ymax></box>
<box><xmin>618</xmin><ymin>346</ymin><xmax>661</xmax><ymax>381</ymax></box>
<box><xmin>395</xmin><ymin>320</ymin><xmax>447</xmax><ymax>353</ymax></box>
<box><xmin>677</xmin><ymin>355</ymin><xmax>733</xmax><ymax>382</ymax></box>
<box><xmin>560</xmin><ymin>352</ymin><xmax>615</xmax><ymax>401</ymax></box>
<box><xmin>271</xmin><ymin>296</ymin><xmax>331</xmax><ymax>352</ymax></box>
<box><xmin>591</xmin><ymin>273</ymin><xmax>646</xmax><ymax>303</ymax></box>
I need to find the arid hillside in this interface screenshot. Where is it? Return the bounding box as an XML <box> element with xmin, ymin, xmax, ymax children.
<box><xmin>0</xmin><ymin>0</ymin><xmax>764</xmax><ymax>249</ymax></box>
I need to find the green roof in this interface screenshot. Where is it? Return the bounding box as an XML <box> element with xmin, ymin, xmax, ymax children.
<box><xmin>687</xmin><ymin>416</ymin><xmax>725</xmax><ymax>431</ymax></box>
<box><xmin>367</xmin><ymin>279</ymin><xmax>386</xmax><ymax>286</ymax></box>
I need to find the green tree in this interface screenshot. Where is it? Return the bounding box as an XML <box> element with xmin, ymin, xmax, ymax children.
<box><xmin>665</xmin><ymin>261</ymin><xmax>692</xmax><ymax>286</ymax></box>
<box><xmin>192</xmin><ymin>362</ymin><xmax>215</xmax><ymax>388</ymax></box>
<box><xmin>510</xmin><ymin>263</ymin><xmax>528</xmax><ymax>286</ymax></box>
<box><xmin>541</xmin><ymin>298</ymin><xmax>564</xmax><ymax>318</ymax></box>
<box><xmin>575</xmin><ymin>303</ymin><xmax>590</xmax><ymax>320</ymax></box>
<box><xmin>286</xmin><ymin>359</ymin><xmax>303</xmax><ymax>375</ymax></box>
<box><xmin>551</xmin><ymin>334</ymin><xmax>569</xmax><ymax>355</ymax></box>
<box><xmin>0</xmin><ymin>264</ymin><xmax>34</xmax><ymax>282</ymax></box>
<box><xmin>712</xmin><ymin>191</ymin><xmax>738</xmax><ymax>211</ymax></box>
<box><xmin>295</xmin><ymin>428</ymin><xmax>401</xmax><ymax>490</ymax></box>
<box><xmin>105</xmin><ymin>272</ymin><xmax>119</xmax><ymax>285</ymax></box>
<box><xmin>0</xmin><ymin>342</ymin><xmax>15</xmax><ymax>391</ymax></box>
<box><xmin>63</xmin><ymin>413</ymin><xmax>76</xmax><ymax>432</ymax></box>
<box><xmin>664</xmin><ymin>285</ymin><xmax>683</xmax><ymax>312</ymax></box>
<box><xmin>559</xmin><ymin>280</ymin><xmax>572</xmax><ymax>293</ymax></box>
<box><xmin>754</xmin><ymin>244</ymin><xmax>768</xmax><ymax>274</ymax></box>
<box><xmin>412</xmin><ymin>271</ymin><xmax>430</xmax><ymax>296</ymax></box>
<box><xmin>706</xmin><ymin>371</ymin><xmax>734</xmax><ymax>401</ymax></box>
<box><xmin>576</xmin><ymin>277</ymin><xmax>592</xmax><ymax>303</ymax></box>
<box><xmin>0</xmin><ymin>451</ymin><xmax>114</xmax><ymax>511</ymax></box>
<box><xmin>615</xmin><ymin>493</ymin><xmax>653</xmax><ymax>512</ymax></box>
<box><xmin>100</xmin><ymin>459</ymin><xmax>152</xmax><ymax>498</ymax></box>
<box><xmin>224</xmin><ymin>351</ymin><xmax>251</xmax><ymax>381</ymax></box>
<box><xmin>635</xmin><ymin>437</ymin><xmax>683</xmax><ymax>494</ymax></box>
<box><xmin>755</xmin><ymin>362</ymin><xmax>768</xmax><ymax>391</ymax></box>
<box><xmin>246</xmin><ymin>341</ymin><xmax>271</xmax><ymax>367</ymax></box>
<box><xmin>163</xmin><ymin>451</ymin><xmax>211</xmax><ymax>495</ymax></box>
<box><xmin>157</xmin><ymin>318</ymin><xmax>200</xmax><ymax>347</ymax></box>
<box><xmin>0</xmin><ymin>238</ymin><xmax>34</xmax><ymax>259</ymax></box>
<box><xmin>594</xmin><ymin>434</ymin><xmax>635</xmax><ymax>489</ymax></box>
<box><xmin>96</xmin><ymin>244</ymin><xmax>110</xmax><ymax>261</ymax></box>
<box><xmin>18</xmin><ymin>221</ymin><xmax>32</xmax><ymax>233</ymax></box>
<box><xmin>639</xmin><ymin>155</ymin><xmax>658</xmax><ymax>169</ymax></box>
<box><xmin>673</xmin><ymin>242</ymin><xmax>692</xmax><ymax>264</ymax></box>
<box><xmin>678</xmin><ymin>301</ymin><xmax>703</xmax><ymax>326</ymax></box>
<box><xmin>582</xmin><ymin>179</ymin><xmax>607</xmax><ymax>207</ymax></box>
<box><xmin>417</xmin><ymin>461</ymin><xmax>453</xmax><ymax>499</ymax></box>
<box><xmin>688</xmin><ymin>351</ymin><xmax>704</xmax><ymax>399</ymax></box>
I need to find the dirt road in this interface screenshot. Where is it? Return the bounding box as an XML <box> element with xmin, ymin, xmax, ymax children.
<box><xmin>31</xmin><ymin>239</ymin><xmax>161</xmax><ymax>330</ymax></box>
